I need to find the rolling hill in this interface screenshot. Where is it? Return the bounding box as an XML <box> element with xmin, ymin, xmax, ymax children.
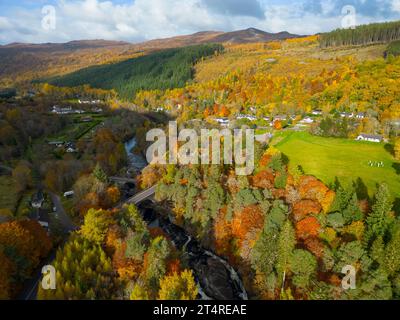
<box><xmin>0</xmin><ymin>28</ymin><xmax>301</xmax><ymax>86</ymax></box>
<box><xmin>209</xmin><ymin>28</ymin><xmax>301</xmax><ymax>43</ymax></box>
<box><xmin>0</xmin><ymin>40</ymin><xmax>140</xmax><ymax>87</ymax></box>
<box><xmin>136</xmin><ymin>28</ymin><xmax>301</xmax><ymax>48</ymax></box>
<box><xmin>44</xmin><ymin>44</ymin><xmax>223</xmax><ymax>99</ymax></box>
<box><xmin>1</xmin><ymin>40</ymin><xmax>130</xmax><ymax>51</ymax></box>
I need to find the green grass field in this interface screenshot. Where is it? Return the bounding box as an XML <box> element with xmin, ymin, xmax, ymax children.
<box><xmin>274</xmin><ymin>131</ymin><xmax>400</xmax><ymax>198</ymax></box>
<box><xmin>0</xmin><ymin>176</ymin><xmax>20</xmax><ymax>214</ymax></box>
<box><xmin>47</xmin><ymin>120</ymin><xmax>102</xmax><ymax>142</ymax></box>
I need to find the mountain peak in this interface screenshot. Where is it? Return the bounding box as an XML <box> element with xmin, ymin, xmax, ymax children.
<box><xmin>209</xmin><ymin>28</ymin><xmax>301</xmax><ymax>44</ymax></box>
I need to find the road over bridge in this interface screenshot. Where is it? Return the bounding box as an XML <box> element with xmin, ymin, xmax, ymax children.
<box><xmin>125</xmin><ymin>185</ymin><xmax>157</xmax><ymax>205</ymax></box>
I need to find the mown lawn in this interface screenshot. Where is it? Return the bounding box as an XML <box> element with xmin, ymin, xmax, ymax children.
<box><xmin>46</xmin><ymin>120</ymin><xmax>101</xmax><ymax>142</ymax></box>
<box><xmin>0</xmin><ymin>176</ymin><xmax>20</xmax><ymax>213</ymax></box>
<box><xmin>15</xmin><ymin>190</ymin><xmax>34</xmax><ymax>219</ymax></box>
<box><xmin>274</xmin><ymin>131</ymin><xmax>400</xmax><ymax>197</ymax></box>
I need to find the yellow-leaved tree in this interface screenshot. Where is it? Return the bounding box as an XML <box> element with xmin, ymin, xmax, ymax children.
<box><xmin>158</xmin><ymin>270</ymin><xmax>198</xmax><ymax>300</ymax></box>
<box><xmin>395</xmin><ymin>138</ymin><xmax>400</xmax><ymax>162</ymax></box>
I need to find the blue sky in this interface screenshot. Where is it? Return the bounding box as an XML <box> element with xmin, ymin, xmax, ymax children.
<box><xmin>0</xmin><ymin>0</ymin><xmax>399</xmax><ymax>44</ymax></box>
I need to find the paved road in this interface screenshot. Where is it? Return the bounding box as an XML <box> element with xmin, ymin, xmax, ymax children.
<box><xmin>17</xmin><ymin>250</ymin><xmax>58</xmax><ymax>300</ymax></box>
<box><xmin>126</xmin><ymin>185</ymin><xmax>156</xmax><ymax>205</ymax></box>
<box><xmin>18</xmin><ymin>184</ymin><xmax>154</xmax><ymax>300</ymax></box>
<box><xmin>18</xmin><ymin>193</ymin><xmax>77</xmax><ymax>300</ymax></box>
<box><xmin>49</xmin><ymin>192</ymin><xmax>78</xmax><ymax>233</ymax></box>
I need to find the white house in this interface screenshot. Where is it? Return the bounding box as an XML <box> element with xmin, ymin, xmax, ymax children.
<box><xmin>92</xmin><ymin>107</ymin><xmax>103</xmax><ymax>113</ymax></box>
<box><xmin>52</xmin><ymin>105</ymin><xmax>84</xmax><ymax>115</ymax></box>
<box><xmin>237</xmin><ymin>114</ymin><xmax>257</xmax><ymax>121</ymax></box>
<box><xmin>356</xmin><ymin>112</ymin><xmax>366</xmax><ymax>119</ymax></box>
<box><xmin>215</xmin><ymin>118</ymin><xmax>230</xmax><ymax>126</ymax></box>
<box><xmin>356</xmin><ymin>134</ymin><xmax>383</xmax><ymax>143</ymax></box>
<box><xmin>312</xmin><ymin>110</ymin><xmax>323</xmax><ymax>116</ymax></box>
<box><xmin>300</xmin><ymin>117</ymin><xmax>314</xmax><ymax>124</ymax></box>
<box><xmin>156</xmin><ymin>107</ymin><xmax>170</xmax><ymax>113</ymax></box>
<box><xmin>66</xmin><ymin>147</ymin><xmax>78</xmax><ymax>153</ymax></box>
<box><xmin>340</xmin><ymin>112</ymin><xmax>354</xmax><ymax>118</ymax></box>
<box><xmin>79</xmin><ymin>99</ymin><xmax>101</xmax><ymax>105</ymax></box>
<box><xmin>65</xmin><ymin>142</ymin><xmax>77</xmax><ymax>153</ymax></box>
<box><xmin>31</xmin><ymin>190</ymin><xmax>44</xmax><ymax>209</ymax></box>
<box><xmin>64</xmin><ymin>191</ymin><xmax>74</xmax><ymax>198</ymax></box>
<box><xmin>274</xmin><ymin>115</ymin><xmax>287</xmax><ymax>120</ymax></box>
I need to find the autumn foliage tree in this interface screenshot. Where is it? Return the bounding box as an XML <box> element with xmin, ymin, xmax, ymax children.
<box><xmin>232</xmin><ymin>205</ymin><xmax>265</xmax><ymax>260</ymax></box>
<box><xmin>80</xmin><ymin>208</ymin><xmax>114</xmax><ymax>245</ymax></box>
<box><xmin>38</xmin><ymin>235</ymin><xmax>117</xmax><ymax>300</ymax></box>
<box><xmin>395</xmin><ymin>138</ymin><xmax>400</xmax><ymax>161</ymax></box>
<box><xmin>293</xmin><ymin>200</ymin><xmax>322</xmax><ymax>222</ymax></box>
<box><xmin>12</xmin><ymin>162</ymin><xmax>32</xmax><ymax>192</ymax></box>
<box><xmin>273</xmin><ymin>120</ymin><xmax>283</xmax><ymax>130</ymax></box>
<box><xmin>296</xmin><ymin>216</ymin><xmax>321</xmax><ymax>240</ymax></box>
<box><xmin>0</xmin><ymin>220</ymin><xmax>52</xmax><ymax>298</ymax></box>
<box><xmin>158</xmin><ymin>270</ymin><xmax>198</xmax><ymax>300</ymax></box>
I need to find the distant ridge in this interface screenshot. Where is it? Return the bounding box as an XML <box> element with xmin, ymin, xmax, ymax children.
<box><xmin>2</xmin><ymin>28</ymin><xmax>302</xmax><ymax>49</ymax></box>
<box><xmin>0</xmin><ymin>28</ymin><xmax>304</xmax><ymax>85</ymax></box>
<box><xmin>131</xmin><ymin>28</ymin><xmax>302</xmax><ymax>49</ymax></box>
<box><xmin>2</xmin><ymin>40</ymin><xmax>130</xmax><ymax>51</ymax></box>
<box><xmin>209</xmin><ymin>28</ymin><xmax>302</xmax><ymax>43</ymax></box>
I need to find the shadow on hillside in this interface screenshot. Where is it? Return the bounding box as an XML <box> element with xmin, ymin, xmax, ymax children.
<box><xmin>142</xmin><ymin>111</ymin><xmax>174</xmax><ymax>124</ymax></box>
<box><xmin>353</xmin><ymin>177</ymin><xmax>370</xmax><ymax>201</ymax></box>
<box><xmin>330</xmin><ymin>177</ymin><xmax>370</xmax><ymax>201</ymax></box>
<box><xmin>394</xmin><ymin>198</ymin><xmax>400</xmax><ymax>217</ymax></box>
<box><xmin>385</xmin><ymin>143</ymin><xmax>395</xmax><ymax>156</ymax></box>
<box><xmin>393</xmin><ymin>163</ymin><xmax>400</xmax><ymax>175</ymax></box>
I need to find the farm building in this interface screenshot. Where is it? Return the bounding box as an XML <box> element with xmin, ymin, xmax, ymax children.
<box><xmin>356</xmin><ymin>134</ymin><xmax>383</xmax><ymax>143</ymax></box>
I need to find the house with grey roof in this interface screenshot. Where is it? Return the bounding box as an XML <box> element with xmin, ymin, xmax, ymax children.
<box><xmin>356</xmin><ymin>134</ymin><xmax>383</xmax><ymax>143</ymax></box>
<box><xmin>31</xmin><ymin>190</ymin><xmax>44</xmax><ymax>209</ymax></box>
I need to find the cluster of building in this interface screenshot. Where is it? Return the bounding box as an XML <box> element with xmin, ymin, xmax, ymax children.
<box><xmin>212</xmin><ymin>109</ymin><xmax>387</xmax><ymax>144</ymax></box>
<box><xmin>48</xmin><ymin>141</ymin><xmax>78</xmax><ymax>153</ymax></box>
<box><xmin>214</xmin><ymin>113</ymin><xmax>314</xmax><ymax>128</ymax></box>
<box><xmin>78</xmin><ymin>99</ymin><xmax>102</xmax><ymax>105</ymax></box>
<box><xmin>51</xmin><ymin>105</ymin><xmax>103</xmax><ymax>115</ymax></box>
<box><xmin>51</xmin><ymin>105</ymin><xmax>84</xmax><ymax>115</ymax></box>
<box><xmin>29</xmin><ymin>190</ymin><xmax>52</xmax><ymax>232</ymax></box>
<box><xmin>356</xmin><ymin>134</ymin><xmax>384</xmax><ymax>143</ymax></box>
<box><xmin>237</xmin><ymin>114</ymin><xmax>258</xmax><ymax>121</ymax></box>
<box><xmin>339</xmin><ymin>112</ymin><xmax>366</xmax><ymax>119</ymax></box>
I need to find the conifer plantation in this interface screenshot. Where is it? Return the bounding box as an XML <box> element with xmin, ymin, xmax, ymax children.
<box><xmin>320</xmin><ymin>20</ymin><xmax>400</xmax><ymax>48</ymax></box>
<box><xmin>45</xmin><ymin>44</ymin><xmax>223</xmax><ymax>99</ymax></box>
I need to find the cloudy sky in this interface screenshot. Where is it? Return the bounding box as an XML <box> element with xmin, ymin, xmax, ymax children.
<box><xmin>0</xmin><ymin>0</ymin><xmax>399</xmax><ymax>44</ymax></box>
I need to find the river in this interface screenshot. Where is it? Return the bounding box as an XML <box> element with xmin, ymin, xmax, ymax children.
<box><xmin>139</xmin><ymin>202</ymin><xmax>248</xmax><ymax>300</ymax></box>
<box><xmin>124</xmin><ymin>137</ymin><xmax>248</xmax><ymax>300</ymax></box>
<box><xmin>124</xmin><ymin>137</ymin><xmax>148</xmax><ymax>171</ymax></box>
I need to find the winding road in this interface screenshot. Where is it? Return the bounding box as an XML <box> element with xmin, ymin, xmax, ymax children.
<box><xmin>18</xmin><ymin>192</ymin><xmax>78</xmax><ymax>300</ymax></box>
<box><xmin>49</xmin><ymin>192</ymin><xmax>77</xmax><ymax>233</ymax></box>
<box><xmin>18</xmin><ymin>186</ymin><xmax>155</xmax><ymax>300</ymax></box>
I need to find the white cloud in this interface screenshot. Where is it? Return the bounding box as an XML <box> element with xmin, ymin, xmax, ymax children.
<box><xmin>0</xmin><ymin>17</ymin><xmax>13</xmax><ymax>30</ymax></box>
<box><xmin>0</xmin><ymin>0</ymin><xmax>399</xmax><ymax>44</ymax></box>
<box><xmin>392</xmin><ymin>0</ymin><xmax>400</xmax><ymax>12</ymax></box>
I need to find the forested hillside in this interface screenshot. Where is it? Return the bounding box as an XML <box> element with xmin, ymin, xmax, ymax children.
<box><xmin>320</xmin><ymin>20</ymin><xmax>400</xmax><ymax>48</ymax></box>
<box><xmin>42</xmin><ymin>44</ymin><xmax>223</xmax><ymax>99</ymax></box>
<box><xmin>0</xmin><ymin>28</ymin><xmax>297</xmax><ymax>87</ymax></box>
